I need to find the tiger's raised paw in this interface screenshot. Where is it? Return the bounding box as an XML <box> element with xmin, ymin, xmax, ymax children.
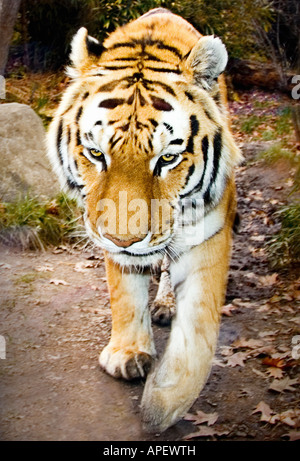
<box><xmin>150</xmin><ymin>300</ymin><xmax>175</xmax><ymax>326</ymax></box>
<box><xmin>99</xmin><ymin>346</ymin><xmax>154</xmax><ymax>380</ymax></box>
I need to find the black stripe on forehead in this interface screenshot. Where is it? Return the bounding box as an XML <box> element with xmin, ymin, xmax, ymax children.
<box><xmin>169</xmin><ymin>138</ymin><xmax>183</xmax><ymax>145</ymax></box>
<box><xmin>147</xmin><ymin>66</ymin><xmax>181</xmax><ymax>74</ymax></box>
<box><xmin>96</xmin><ymin>73</ymin><xmax>176</xmax><ymax>99</ymax></box>
<box><xmin>108</xmin><ymin>38</ymin><xmax>183</xmax><ymax>60</ymax></box>
<box><xmin>109</xmin><ymin>41</ymin><xmax>136</xmax><ymax>50</ymax></box>
<box><xmin>186</xmin><ymin>115</ymin><xmax>199</xmax><ymax>154</ymax></box>
<box><xmin>185</xmin><ymin>91</ymin><xmax>195</xmax><ymax>102</ymax></box>
<box><xmin>151</xmin><ymin>96</ymin><xmax>173</xmax><ymax>111</ymax></box>
<box><xmin>97</xmin><ymin>80</ymin><xmax>123</xmax><ymax>92</ymax></box>
<box><xmin>99</xmin><ymin>98</ymin><xmax>125</xmax><ymax>109</ymax></box>
<box><xmin>156</xmin><ymin>42</ymin><xmax>183</xmax><ymax>59</ymax></box>
<box><xmin>143</xmin><ymin>78</ymin><xmax>176</xmax><ymax>96</ymax></box>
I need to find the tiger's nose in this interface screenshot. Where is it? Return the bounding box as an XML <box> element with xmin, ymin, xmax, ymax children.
<box><xmin>103</xmin><ymin>233</ymin><xmax>143</xmax><ymax>248</ymax></box>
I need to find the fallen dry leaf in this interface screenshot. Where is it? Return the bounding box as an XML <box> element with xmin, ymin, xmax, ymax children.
<box><xmin>269</xmin><ymin>294</ymin><xmax>282</xmax><ymax>304</ymax></box>
<box><xmin>184</xmin><ymin>410</ymin><xmax>218</xmax><ymax>426</ymax></box>
<box><xmin>283</xmin><ymin>431</ymin><xmax>300</xmax><ymax>441</ymax></box>
<box><xmin>254</xmin><ymin>403</ymin><xmax>300</xmax><ymax>428</ymax></box>
<box><xmin>74</xmin><ymin>262</ymin><xmax>89</xmax><ymax>273</ymax></box>
<box><xmin>244</xmin><ymin>271</ymin><xmax>258</xmax><ymax>280</ymax></box>
<box><xmin>220</xmin><ymin>346</ymin><xmax>234</xmax><ymax>357</ymax></box>
<box><xmin>269</xmin><ymin>377</ymin><xmax>299</xmax><ymax>393</ymax></box>
<box><xmin>232</xmin><ymin>337</ymin><xmax>265</xmax><ymax>350</ymax></box>
<box><xmin>0</xmin><ymin>262</ymin><xmax>11</xmax><ymax>269</ymax></box>
<box><xmin>266</xmin><ymin>367</ymin><xmax>284</xmax><ymax>379</ymax></box>
<box><xmin>49</xmin><ymin>279</ymin><xmax>69</xmax><ymax>286</ymax></box>
<box><xmin>184</xmin><ymin>426</ymin><xmax>230</xmax><ymax>440</ymax></box>
<box><xmin>250</xmin><ymin>235</ymin><xmax>265</xmax><ymax>242</ymax></box>
<box><xmin>252</xmin><ymin>401</ymin><xmax>275</xmax><ymax>423</ymax></box>
<box><xmin>278</xmin><ymin>409</ymin><xmax>300</xmax><ymax>427</ymax></box>
<box><xmin>226</xmin><ymin>352</ymin><xmax>248</xmax><ymax>367</ymax></box>
<box><xmin>221</xmin><ymin>303</ymin><xmax>237</xmax><ymax>316</ymax></box>
<box><xmin>74</xmin><ymin>261</ymin><xmax>96</xmax><ymax>272</ymax></box>
<box><xmin>292</xmin><ymin>290</ymin><xmax>300</xmax><ymax>301</ymax></box>
<box><xmin>252</xmin><ymin>345</ymin><xmax>278</xmax><ymax>357</ymax></box>
<box><xmin>90</xmin><ymin>285</ymin><xmax>101</xmax><ymax>291</ymax></box>
<box><xmin>36</xmin><ymin>265</ymin><xmax>54</xmax><ymax>272</ymax></box>
<box><xmin>262</xmin><ymin>357</ymin><xmax>286</xmax><ymax>369</ymax></box>
<box><xmin>258</xmin><ymin>330</ymin><xmax>278</xmax><ymax>338</ymax></box>
<box><xmin>212</xmin><ymin>358</ymin><xmax>226</xmax><ymax>368</ymax></box>
<box><xmin>257</xmin><ymin>303</ymin><xmax>271</xmax><ymax>312</ymax></box>
<box><xmin>258</xmin><ymin>273</ymin><xmax>278</xmax><ymax>287</ymax></box>
<box><xmin>290</xmin><ymin>316</ymin><xmax>300</xmax><ymax>325</ymax></box>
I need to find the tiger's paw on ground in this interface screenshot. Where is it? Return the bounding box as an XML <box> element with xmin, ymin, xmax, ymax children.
<box><xmin>140</xmin><ymin>375</ymin><xmax>192</xmax><ymax>433</ymax></box>
<box><xmin>150</xmin><ymin>299</ymin><xmax>175</xmax><ymax>326</ymax></box>
<box><xmin>99</xmin><ymin>346</ymin><xmax>154</xmax><ymax>380</ymax></box>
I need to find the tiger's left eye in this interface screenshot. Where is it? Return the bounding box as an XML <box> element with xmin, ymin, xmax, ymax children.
<box><xmin>90</xmin><ymin>148</ymin><xmax>103</xmax><ymax>158</ymax></box>
<box><xmin>161</xmin><ymin>154</ymin><xmax>176</xmax><ymax>163</ymax></box>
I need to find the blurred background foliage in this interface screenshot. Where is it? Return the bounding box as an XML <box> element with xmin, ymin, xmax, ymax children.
<box><xmin>7</xmin><ymin>0</ymin><xmax>299</xmax><ymax>72</ymax></box>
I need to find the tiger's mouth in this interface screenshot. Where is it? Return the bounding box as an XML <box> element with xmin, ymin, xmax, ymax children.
<box><xmin>99</xmin><ymin>230</ymin><xmax>173</xmax><ymax>257</ymax></box>
<box><xmin>84</xmin><ymin>218</ymin><xmax>173</xmax><ymax>262</ymax></box>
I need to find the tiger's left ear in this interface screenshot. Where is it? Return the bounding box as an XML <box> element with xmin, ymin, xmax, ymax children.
<box><xmin>68</xmin><ymin>27</ymin><xmax>104</xmax><ymax>77</ymax></box>
<box><xmin>185</xmin><ymin>35</ymin><xmax>228</xmax><ymax>90</ymax></box>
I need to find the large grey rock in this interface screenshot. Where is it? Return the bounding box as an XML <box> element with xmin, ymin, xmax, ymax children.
<box><xmin>0</xmin><ymin>103</ymin><xmax>59</xmax><ymax>201</ymax></box>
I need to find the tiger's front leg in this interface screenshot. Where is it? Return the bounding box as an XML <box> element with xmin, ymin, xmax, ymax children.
<box><xmin>99</xmin><ymin>253</ymin><xmax>155</xmax><ymax>380</ymax></box>
<box><xmin>141</xmin><ymin>223</ymin><xmax>232</xmax><ymax>432</ymax></box>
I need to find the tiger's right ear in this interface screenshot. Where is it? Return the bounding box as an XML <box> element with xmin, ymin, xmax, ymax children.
<box><xmin>185</xmin><ymin>35</ymin><xmax>228</xmax><ymax>91</ymax></box>
<box><xmin>68</xmin><ymin>27</ymin><xmax>103</xmax><ymax>77</ymax></box>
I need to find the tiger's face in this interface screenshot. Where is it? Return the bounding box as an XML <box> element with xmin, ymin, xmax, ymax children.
<box><xmin>48</xmin><ymin>13</ymin><xmax>241</xmax><ymax>267</ymax></box>
<box><xmin>75</xmin><ymin>84</ymin><xmax>221</xmax><ymax>266</ymax></box>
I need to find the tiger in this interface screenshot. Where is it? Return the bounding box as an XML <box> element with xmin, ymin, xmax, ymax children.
<box><xmin>47</xmin><ymin>8</ymin><xmax>242</xmax><ymax>433</ymax></box>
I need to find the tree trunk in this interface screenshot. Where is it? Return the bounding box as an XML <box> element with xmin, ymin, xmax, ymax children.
<box><xmin>227</xmin><ymin>58</ymin><xmax>294</xmax><ymax>94</ymax></box>
<box><xmin>0</xmin><ymin>0</ymin><xmax>21</xmax><ymax>76</ymax></box>
<box><xmin>291</xmin><ymin>34</ymin><xmax>300</xmax><ymax>142</ymax></box>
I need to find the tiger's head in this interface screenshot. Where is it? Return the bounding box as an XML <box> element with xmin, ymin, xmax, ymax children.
<box><xmin>48</xmin><ymin>11</ymin><xmax>241</xmax><ymax>267</ymax></box>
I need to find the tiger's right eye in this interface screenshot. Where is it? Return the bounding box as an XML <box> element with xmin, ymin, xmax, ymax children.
<box><xmin>89</xmin><ymin>148</ymin><xmax>104</xmax><ymax>158</ymax></box>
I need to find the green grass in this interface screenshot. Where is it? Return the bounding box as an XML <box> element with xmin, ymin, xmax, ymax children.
<box><xmin>239</xmin><ymin>107</ymin><xmax>293</xmax><ymax>138</ymax></box>
<box><xmin>32</xmin><ymin>94</ymin><xmax>53</xmax><ymax>127</ymax></box>
<box><xmin>267</xmin><ymin>202</ymin><xmax>300</xmax><ymax>268</ymax></box>
<box><xmin>0</xmin><ymin>193</ymin><xmax>84</xmax><ymax>250</ymax></box>
<box><xmin>257</xmin><ymin>143</ymin><xmax>295</xmax><ymax>164</ymax></box>
<box><xmin>240</xmin><ymin>115</ymin><xmax>265</xmax><ymax>134</ymax></box>
<box><xmin>261</xmin><ymin>130</ymin><xmax>276</xmax><ymax>141</ymax></box>
<box><xmin>275</xmin><ymin>108</ymin><xmax>292</xmax><ymax>136</ymax></box>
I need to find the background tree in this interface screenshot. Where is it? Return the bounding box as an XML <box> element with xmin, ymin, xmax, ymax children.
<box><xmin>0</xmin><ymin>0</ymin><xmax>21</xmax><ymax>75</ymax></box>
<box><xmin>11</xmin><ymin>0</ymin><xmax>273</xmax><ymax>71</ymax></box>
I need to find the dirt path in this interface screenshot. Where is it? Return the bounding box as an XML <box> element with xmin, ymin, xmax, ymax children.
<box><xmin>0</xmin><ymin>120</ymin><xmax>299</xmax><ymax>441</ymax></box>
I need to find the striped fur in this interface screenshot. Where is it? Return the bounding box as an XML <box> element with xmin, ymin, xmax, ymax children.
<box><xmin>47</xmin><ymin>9</ymin><xmax>242</xmax><ymax>432</ymax></box>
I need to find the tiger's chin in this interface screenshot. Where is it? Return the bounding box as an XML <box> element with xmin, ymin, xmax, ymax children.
<box><xmin>105</xmin><ymin>247</ymin><xmax>165</xmax><ymax>269</ymax></box>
